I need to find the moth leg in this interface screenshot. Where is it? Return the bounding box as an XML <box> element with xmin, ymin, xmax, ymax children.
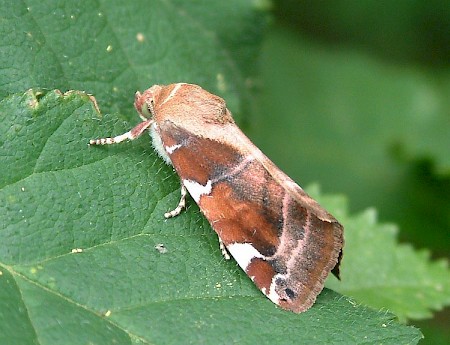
<box><xmin>218</xmin><ymin>237</ymin><xmax>231</xmax><ymax>260</ymax></box>
<box><xmin>89</xmin><ymin>119</ymin><xmax>154</xmax><ymax>145</ymax></box>
<box><xmin>164</xmin><ymin>184</ymin><xmax>187</xmax><ymax>218</ymax></box>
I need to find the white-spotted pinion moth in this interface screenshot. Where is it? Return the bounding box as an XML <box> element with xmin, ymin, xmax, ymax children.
<box><xmin>89</xmin><ymin>83</ymin><xmax>344</xmax><ymax>313</ymax></box>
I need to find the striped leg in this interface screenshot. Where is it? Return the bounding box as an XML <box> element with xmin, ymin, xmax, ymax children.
<box><xmin>164</xmin><ymin>184</ymin><xmax>187</xmax><ymax>218</ymax></box>
<box><xmin>89</xmin><ymin>119</ymin><xmax>154</xmax><ymax>145</ymax></box>
<box><xmin>218</xmin><ymin>237</ymin><xmax>231</xmax><ymax>260</ymax></box>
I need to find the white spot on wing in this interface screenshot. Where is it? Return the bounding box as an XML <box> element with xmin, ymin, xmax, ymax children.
<box><xmin>268</xmin><ymin>274</ymin><xmax>283</xmax><ymax>304</ymax></box>
<box><xmin>165</xmin><ymin>144</ymin><xmax>182</xmax><ymax>154</ymax></box>
<box><xmin>227</xmin><ymin>242</ymin><xmax>265</xmax><ymax>271</ymax></box>
<box><xmin>183</xmin><ymin>179</ymin><xmax>212</xmax><ymax>202</ymax></box>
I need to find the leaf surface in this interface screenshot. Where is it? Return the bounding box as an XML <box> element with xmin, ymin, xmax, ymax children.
<box><xmin>0</xmin><ymin>89</ymin><xmax>424</xmax><ymax>345</ymax></box>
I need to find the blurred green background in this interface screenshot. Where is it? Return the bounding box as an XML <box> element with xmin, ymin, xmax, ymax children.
<box><xmin>250</xmin><ymin>1</ymin><xmax>449</xmax><ymax>344</ymax></box>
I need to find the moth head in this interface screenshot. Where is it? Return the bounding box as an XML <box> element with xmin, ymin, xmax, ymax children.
<box><xmin>134</xmin><ymin>83</ymin><xmax>234</xmax><ymax>126</ymax></box>
<box><xmin>134</xmin><ymin>85</ymin><xmax>163</xmax><ymax>119</ymax></box>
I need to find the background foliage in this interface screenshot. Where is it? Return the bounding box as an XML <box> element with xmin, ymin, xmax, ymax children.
<box><xmin>0</xmin><ymin>1</ymin><xmax>449</xmax><ymax>344</ymax></box>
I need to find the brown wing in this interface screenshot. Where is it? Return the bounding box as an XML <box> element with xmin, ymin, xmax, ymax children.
<box><xmin>159</xmin><ymin>121</ymin><xmax>343</xmax><ymax>313</ymax></box>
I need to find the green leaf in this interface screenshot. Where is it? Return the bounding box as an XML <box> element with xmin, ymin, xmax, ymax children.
<box><xmin>0</xmin><ymin>89</ymin><xmax>423</xmax><ymax>344</ymax></box>
<box><xmin>307</xmin><ymin>186</ymin><xmax>450</xmax><ymax>322</ymax></box>
<box><xmin>0</xmin><ymin>0</ymin><xmax>268</xmax><ymax>119</ymax></box>
<box><xmin>336</xmin><ymin>210</ymin><xmax>449</xmax><ymax>322</ymax></box>
<box><xmin>0</xmin><ymin>1</ymin><xmax>434</xmax><ymax>343</ymax></box>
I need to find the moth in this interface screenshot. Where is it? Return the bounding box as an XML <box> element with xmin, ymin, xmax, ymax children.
<box><xmin>90</xmin><ymin>83</ymin><xmax>344</xmax><ymax>313</ymax></box>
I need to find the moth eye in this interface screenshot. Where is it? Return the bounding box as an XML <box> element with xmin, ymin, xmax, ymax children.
<box><xmin>141</xmin><ymin>100</ymin><xmax>154</xmax><ymax>117</ymax></box>
<box><xmin>147</xmin><ymin>99</ymin><xmax>155</xmax><ymax>113</ymax></box>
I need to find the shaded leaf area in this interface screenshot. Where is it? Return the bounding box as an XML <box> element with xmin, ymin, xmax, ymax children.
<box><xmin>252</xmin><ymin>25</ymin><xmax>450</xmax><ymax>254</ymax></box>
<box><xmin>0</xmin><ymin>90</ymin><xmax>423</xmax><ymax>344</ymax></box>
<box><xmin>275</xmin><ymin>0</ymin><xmax>450</xmax><ymax>66</ymax></box>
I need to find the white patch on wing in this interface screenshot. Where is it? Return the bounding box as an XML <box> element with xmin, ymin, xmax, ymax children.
<box><xmin>227</xmin><ymin>242</ymin><xmax>265</xmax><ymax>271</ymax></box>
<box><xmin>183</xmin><ymin>179</ymin><xmax>212</xmax><ymax>202</ymax></box>
<box><xmin>165</xmin><ymin>144</ymin><xmax>182</xmax><ymax>154</ymax></box>
<box><xmin>268</xmin><ymin>274</ymin><xmax>283</xmax><ymax>304</ymax></box>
